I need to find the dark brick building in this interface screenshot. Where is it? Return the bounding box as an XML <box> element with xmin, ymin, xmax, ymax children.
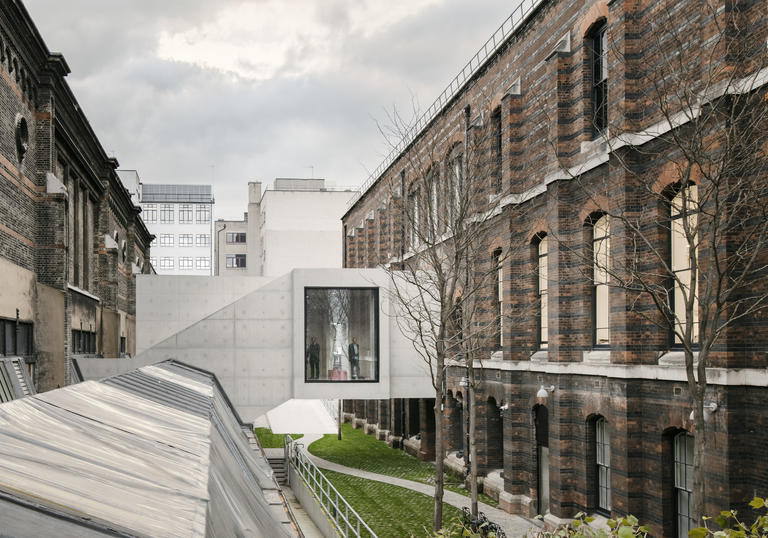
<box><xmin>342</xmin><ymin>0</ymin><xmax>768</xmax><ymax>535</ymax></box>
<box><xmin>0</xmin><ymin>1</ymin><xmax>152</xmax><ymax>391</ymax></box>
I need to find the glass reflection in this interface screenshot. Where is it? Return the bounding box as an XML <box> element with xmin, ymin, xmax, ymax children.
<box><xmin>305</xmin><ymin>288</ymin><xmax>378</xmax><ymax>382</ymax></box>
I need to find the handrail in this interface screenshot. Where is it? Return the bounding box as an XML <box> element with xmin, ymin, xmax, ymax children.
<box><xmin>346</xmin><ymin>0</ymin><xmax>545</xmax><ymax>211</ymax></box>
<box><xmin>285</xmin><ymin>435</ymin><xmax>377</xmax><ymax>538</ymax></box>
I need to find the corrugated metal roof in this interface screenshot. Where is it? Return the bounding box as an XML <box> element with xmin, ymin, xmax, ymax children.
<box><xmin>141</xmin><ymin>183</ymin><xmax>214</xmax><ymax>203</ymax></box>
<box><xmin>0</xmin><ymin>357</ymin><xmax>36</xmax><ymax>402</ymax></box>
<box><xmin>0</xmin><ymin>360</ymin><xmax>294</xmax><ymax>537</ymax></box>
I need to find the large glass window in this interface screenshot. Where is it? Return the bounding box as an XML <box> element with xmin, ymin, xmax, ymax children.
<box><xmin>160</xmin><ymin>204</ymin><xmax>174</xmax><ymax>223</ymax></box>
<box><xmin>226</xmin><ymin>232</ymin><xmax>246</xmax><ymax>244</ymax></box>
<box><xmin>589</xmin><ymin>21</ymin><xmax>608</xmax><ymax>136</ymax></box>
<box><xmin>159</xmin><ymin>257</ymin><xmax>174</xmax><ymax>270</ymax></box>
<box><xmin>494</xmin><ymin>248</ymin><xmax>503</xmax><ymax>350</ymax></box>
<box><xmin>196</xmin><ymin>234</ymin><xmax>210</xmax><ymax>246</ymax></box>
<box><xmin>159</xmin><ymin>234</ymin><xmax>174</xmax><ymax>247</ymax></box>
<box><xmin>143</xmin><ymin>204</ymin><xmax>156</xmax><ymax>223</ymax></box>
<box><xmin>595</xmin><ymin>417</ymin><xmax>611</xmax><ymax>513</ymax></box>
<box><xmin>179</xmin><ymin>204</ymin><xmax>193</xmax><ymax>224</ymax></box>
<box><xmin>179</xmin><ymin>257</ymin><xmax>193</xmax><ymax>270</ymax></box>
<box><xmin>671</xmin><ymin>186</ymin><xmax>699</xmax><ymax>344</ymax></box>
<box><xmin>674</xmin><ymin>432</ymin><xmax>695</xmax><ymax>536</ymax></box>
<box><xmin>593</xmin><ymin>215</ymin><xmax>611</xmax><ymax>346</ymax></box>
<box><xmin>537</xmin><ymin>236</ymin><xmax>548</xmax><ymax>349</ymax></box>
<box><xmin>196</xmin><ymin>204</ymin><xmax>211</xmax><ymax>223</ymax></box>
<box><xmin>226</xmin><ymin>254</ymin><xmax>246</xmax><ymax>268</ymax></box>
<box><xmin>196</xmin><ymin>257</ymin><xmax>210</xmax><ymax>270</ymax></box>
<box><xmin>179</xmin><ymin>234</ymin><xmax>193</xmax><ymax>247</ymax></box>
<box><xmin>304</xmin><ymin>288</ymin><xmax>379</xmax><ymax>382</ymax></box>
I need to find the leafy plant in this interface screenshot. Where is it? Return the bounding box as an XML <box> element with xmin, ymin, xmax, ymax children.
<box><xmin>526</xmin><ymin>513</ymin><xmax>649</xmax><ymax>538</ymax></box>
<box><xmin>689</xmin><ymin>497</ymin><xmax>768</xmax><ymax>538</ymax></box>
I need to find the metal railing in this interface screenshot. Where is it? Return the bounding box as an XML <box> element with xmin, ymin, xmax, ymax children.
<box><xmin>285</xmin><ymin>435</ymin><xmax>377</xmax><ymax>538</ymax></box>
<box><xmin>347</xmin><ymin>0</ymin><xmax>545</xmax><ymax>210</ymax></box>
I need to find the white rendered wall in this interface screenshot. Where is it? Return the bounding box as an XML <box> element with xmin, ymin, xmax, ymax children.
<box><xmin>260</xmin><ymin>190</ymin><xmax>351</xmax><ymax>276</ymax></box>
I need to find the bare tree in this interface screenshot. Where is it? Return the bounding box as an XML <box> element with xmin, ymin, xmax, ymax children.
<box><xmin>552</xmin><ymin>0</ymin><xmax>768</xmax><ymax>525</ymax></box>
<box><xmin>376</xmin><ymin>94</ymin><xmax>535</xmax><ymax>529</ymax></box>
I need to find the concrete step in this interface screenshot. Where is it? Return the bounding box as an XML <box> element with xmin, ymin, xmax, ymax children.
<box><xmin>267</xmin><ymin>457</ymin><xmax>288</xmax><ymax>485</ymax></box>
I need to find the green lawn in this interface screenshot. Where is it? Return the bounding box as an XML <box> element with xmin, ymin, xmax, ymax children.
<box><xmin>320</xmin><ymin>468</ymin><xmax>464</xmax><ymax>538</ymax></box>
<box><xmin>254</xmin><ymin>427</ymin><xmax>303</xmax><ymax>448</ymax></box>
<box><xmin>308</xmin><ymin>423</ymin><xmax>498</xmax><ymax>507</ymax></box>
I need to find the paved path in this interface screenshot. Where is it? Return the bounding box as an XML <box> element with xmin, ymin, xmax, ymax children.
<box><xmin>296</xmin><ymin>433</ymin><xmax>535</xmax><ymax>537</ymax></box>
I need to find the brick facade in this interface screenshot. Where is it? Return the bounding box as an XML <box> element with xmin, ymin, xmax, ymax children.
<box><xmin>0</xmin><ymin>2</ymin><xmax>152</xmax><ymax>390</ymax></box>
<box><xmin>341</xmin><ymin>0</ymin><xmax>768</xmax><ymax>534</ymax></box>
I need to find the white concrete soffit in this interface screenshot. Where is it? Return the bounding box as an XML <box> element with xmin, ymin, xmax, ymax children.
<box><xmin>266</xmin><ymin>398</ymin><xmax>337</xmax><ymax>434</ymax></box>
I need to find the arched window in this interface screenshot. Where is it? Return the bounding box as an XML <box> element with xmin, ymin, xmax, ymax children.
<box><xmin>537</xmin><ymin>236</ymin><xmax>548</xmax><ymax>349</ymax></box>
<box><xmin>449</xmin><ymin>147</ymin><xmax>464</xmax><ymax>226</ymax></box>
<box><xmin>493</xmin><ymin>248</ymin><xmax>503</xmax><ymax>350</ymax></box>
<box><xmin>593</xmin><ymin>215</ymin><xmax>610</xmax><ymax>346</ymax></box>
<box><xmin>674</xmin><ymin>432</ymin><xmax>695</xmax><ymax>536</ymax></box>
<box><xmin>670</xmin><ymin>185</ymin><xmax>699</xmax><ymax>344</ymax></box>
<box><xmin>595</xmin><ymin>416</ymin><xmax>611</xmax><ymax>513</ymax></box>
<box><xmin>588</xmin><ymin>20</ymin><xmax>608</xmax><ymax>136</ymax></box>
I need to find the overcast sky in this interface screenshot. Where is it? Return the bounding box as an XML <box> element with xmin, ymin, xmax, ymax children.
<box><xmin>24</xmin><ymin>0</ymin><xmax>516</xmax><ymax>219</ymax></box>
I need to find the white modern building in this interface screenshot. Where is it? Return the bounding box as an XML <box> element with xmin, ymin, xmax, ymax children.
<box><xmin>118</xmin><ymin>171</ymin><xmax>215</xmax><ymax>275</ymax></box>
<box><xmin>215</xmin><ymin>178</ymin><xmax>353</xmax><ymax>277</ymax></box>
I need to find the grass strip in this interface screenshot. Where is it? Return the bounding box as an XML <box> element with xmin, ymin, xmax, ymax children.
<box><xmin>254</xmin><ymin>427</ymin><xmax>303</xmax><ymax>448</ymax></box>
<box><xmin>320</xmin><ymin>468</ymin><xmax>463</xmax><ymax>538</ymax></box>
<box><xmin>308</xmin><ymin>423</ymin><xmax>498</xmax><ymax>507</ymax></box>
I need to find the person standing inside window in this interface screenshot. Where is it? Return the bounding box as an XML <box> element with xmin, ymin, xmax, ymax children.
<box><xmin>306</xmin><ymin>336</ymin><xmax>320</xmax><ymax>380</ymax></box>
<box><xmin>348</xmin><ymin>337</ymin><xmax>360</xmax><ymax>379</ymax></box>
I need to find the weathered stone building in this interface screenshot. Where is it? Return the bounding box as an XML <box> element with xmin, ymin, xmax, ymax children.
<box><xmin>0</xmin><ymin>1</ymin><xmax>152</xmax><ymax>391</ymax></box>
<box><xmin>342</xmin><ymin>0</ymin><xmax>768</xmax><ymax>535</ymax></box>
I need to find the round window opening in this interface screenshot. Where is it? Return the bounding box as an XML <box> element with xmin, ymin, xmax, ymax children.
<box><xmin>15</xmin><ymin>114</ymin><xmax>29</xmax><ymax>162</ymax></box>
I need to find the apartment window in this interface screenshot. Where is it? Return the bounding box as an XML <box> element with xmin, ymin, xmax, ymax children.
<box><xmin>537</xmin><ymin>236</ymin><xmax>548</xmax><ymax>349</ymax></box>
<box><xmin>159</xmin><ymin>257</ymin><xmax>174</xmax><ymax>270</ymax></box>
<box><xmin>160</xmin><ymin>204</ymin><xmax>174</xmax><ymax>223</ymax></box>
<box><xmin>179</xmin><ymin>204</ymin><xmax>193</xmax><ymax>224</ymax></box>
<box><xmin>670</xmin><ymin>185</ymin><xmax>699</xmax><ymax>344</ymax></box>
<box><xmin>179</xmin><ymin>257</ymin><xmax>193</xmax><ymax>270</ymax></box>
<box><xmin>589</xmin><ymin>20</ymin><xmax>608</xmax><ymax>136</ymax></box>
<box><xmin>196</xmin><ymin>234</ymin><xmax>210</xmax><ymax>246</ymax></box>
<box><xmin>159</xmin><ymin>234</ymin><xmax>174</xmax><ymax>247</ymax></box>
<box><xmin>595</xmin><ymin>417</ymin><xmax>611</xmax><ymax>514</ymax></box>
<box><xmin>143</xmin><ymin>204</ymin><xmax>156</xmax><ymax>223</ymax></box>
<box><xmin>0</xmin><ymin>319</ymin><xmax>34</xmax><ymax>357</ymax></box>
<box><xmin>493</xmin><ymin>248</ymin><xmax>503</xmax><ymax>350</ymax></box>
<box><xmin>491</xmin><ymin>107</ymin><xmax>502</xmax><ymax>193</ymax></box>
<box><xmin>674</xmin><ymin>432</ymin><xmax>695</xmax><ymax>537</ymax></box>
<box><xmin>150</xmin><ymin>257</ymin><xmax>157</xmax><ymax>268</ymax></box>
<box><xmin>72</xmin><ymin>329</ymin><xmax>96</xmax><ymax>354</ymax></box>
<box><xmin>179</xmin><ymin>234</ymin><xmax>193</xmax><ymax>247</ymax></box>
<box><xmin>226</xmin><ymin>232</ymin><xmax>246</xmax><ymax>244</ymax></box>
<box><xmin>593</xmin><ymin>215</ymin><xmax>611</xmax><ymax>346</ymax></box>
<box><xmin>196</xmin><ymin>204</ymin><xmax>211</xmax><ymax>223</ymax></box>
<box><xmin>226</xmin><ymin>254</ymin><xmax>246</xmax><ymax>268</ymax></box>
<box><xmin>196</xmin><ymin>257</ymin><xmax>210</xmax><ymax>270</ymax></box>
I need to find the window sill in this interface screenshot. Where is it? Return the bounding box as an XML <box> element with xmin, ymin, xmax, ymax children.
<box><xmin>531</xmin><ymin>350</ymin><xmax>548</xmax><ymax>362</ymax></box>
<box><xmin>658</xmin><ymin>350</ymin><xmax>699</xmax><ymax>366</ymax></box>
<box><xmin>583</xmin><ymin>349</ymin><xmax>610</xmax><ymax>364</ymax></box>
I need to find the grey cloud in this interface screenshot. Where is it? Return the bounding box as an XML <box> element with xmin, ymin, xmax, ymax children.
<box><xmin>23</xmin><ymin>0</ymin><xmax>523</xmax><ymax>218</ymax></box>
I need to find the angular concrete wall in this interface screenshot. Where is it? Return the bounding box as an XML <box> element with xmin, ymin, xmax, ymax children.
<box><xmin>80</xmin><ymin>268</ymin><xmax>433</xmax><ymax>423</ymax></box>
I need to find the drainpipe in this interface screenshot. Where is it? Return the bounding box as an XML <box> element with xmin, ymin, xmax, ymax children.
<box><xmin>215</xmin><ymin>223</ymin><xmax>226</xmax><ymax>275</ymax></box>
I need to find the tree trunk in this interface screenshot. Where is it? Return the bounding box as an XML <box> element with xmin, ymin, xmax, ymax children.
<box><xmin>692</xmin><ymin>393</ymin><xmax>706</xmax><ymax>526</ymax></box>
<box><xmin>433</xmin><ymin>364</ymin><xmax>445</xmax><ymax>531</ymax></box>
<box><xmin>469</xmin><ymin>373</ymin><xmax>478</xmax><ymax>517</ymax></box>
